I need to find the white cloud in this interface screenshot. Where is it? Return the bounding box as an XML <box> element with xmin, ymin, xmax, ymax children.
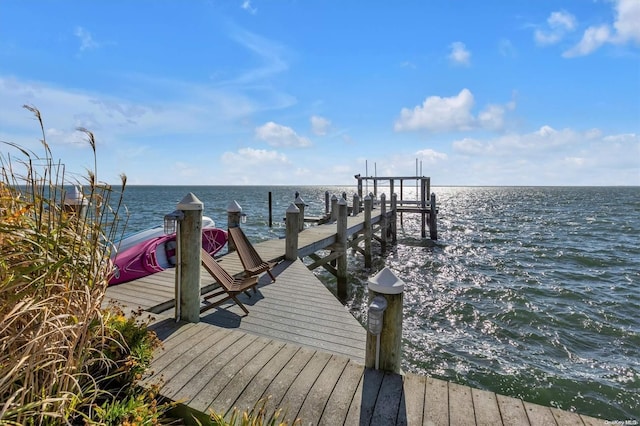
<box><xmin>563</xmin><ymin>0</ymin><xmax>640</xmax><ymax>57</ymax></box>
<box><xmin>453</xmin><ymin>138</ymin><xmax>486</xmax><ymax>155</ymax></box>
<box><xmin>310</xmin><ymin>115</ymin><xmax>331</xmax><ymax>136</ymax></box>
<box><xmin>394</xmin><ymin>89</ymin><xmax>514</xmax><ymax>133</ymax></box>
<box><xmin>585</xmin><ymin>128</ymin><xmax>603</xmax><ymax>139</ymax></box>
<box><xmin>74</xmin><ymin>26</ymin><xmax>99</xmax><ymax>51</ymax></box>
<box><xmin>534</xmin><ymin>10</ymin><xmax>577</xmax><ymax>45</ymax></box>
<box><xmin>173</xmin><ymin>161</ymin><xmax>201</xmax><ymax>178</ymax></box>
<box><xmin>445</xmin><ymin>128</ymin><xmax>639</xmax><ymax>185</ymax></box>
<box><xmin>548</xmin><ymin>10</ymin><xmax>577</xmax><ymax>31</ymax></box>
<box><xmin>222</xmin><ymin>27</ymin><xmax>288</xmax><ymax>86</ymax></box>
<box><xmin>563</xmin><ymin>25</ymin><xmax>611</xmax><ymax>57</ymax></box>
<box><xmin>448</xmin><ymin>42</ymin><xmax>471</xmax><ymax>66</ymax></box>
<box><xmin>255</xmin><ymin>122</ymin><xmax>312</xmax><ymax>147</ymax></box>
<box><xmin>0</xmin><ymin>75</ymin><xmax>267</xmax><ymax>142</ymax></box>
<box><xmin>221</xmin><ymin>147</ymin><xmax>288</xmax><ymax>165</ymax></box>
<box><xmin>499</xmin><ymin>39</ymin><xmax>517</xmax><ymax>57</ymax></box>
<box><xmin>415</xmin><ymin>148</ymin><xmax>448</xmax><ymax>164</ymax></box>
<box><xmin>477</xmin><ymin>104</ymin><xmax>507</xmax><ymax>131</ymax></box>
<box><xmin>241</xmin><ymin>0</ymin><xmax>257</xmax><ymax>15</ymax></box>
<box><xmin>613</xmin><ymin>0</ymin><xmax>640</xmax><ymax>44</ymax></box>
<box><xmin>395</xmin><ymin>89</ymin><xmax>474</xmax><ymax>132</ymax></box>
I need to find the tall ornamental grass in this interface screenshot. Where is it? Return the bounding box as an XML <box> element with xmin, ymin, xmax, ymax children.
<box><xmin>0</xmin><ymin>106</ymin><xmax>162</xmax><ymax>424</ymax></box>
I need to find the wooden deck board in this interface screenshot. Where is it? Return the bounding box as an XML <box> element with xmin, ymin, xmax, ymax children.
<box><xmin>195</xmin><ymin>336</ymin><xmax>271</xmax><ymax>414</ymax></box>
<box><xmin>424</xmin><ymin>376</ymin><xmax>449</xmax><ymax>425</ymax></box>
<box><xmin>277</xmin><ymin>351</ymin><xmax>333</xmax><ymax>424</ymax></box>
<box><xmin>497</xmin><ymin>394</ymin><xmax>530</xmax><ymax>426</ymax></box>
<box><xmin>296</xmin><ymin>354</ymin><xmax>349</xmax><ymax>424</ymax></box>
<box><xmin>155</xmin><ymin>329</ymin><xmax>235</xmax><ymax>401</ymax></box>
<box><xmin>229</xmin><ymin>343</ymin><xmax>301</xmax><ymax>415</ymax></box>
<box><xmin>317</xmin><ymin>359</ymin><xmax>363</xmax><ymax>425</ymax></box>
<box><xmin>552</xmin><ymin>407</ymin><xmax>589</xmax><ymax>426</ymax></box>
<box><xmin>371</xmin><ymin>373</ymin><xmax>404</xmax><ymax>425</ymax></box>
<box><xmin>208</xmin><ymin>339</ymin><xmax>287</xmax><ymax>417</ymax></box>
<box><xmin>523</xmin><ymin>401</ymin><xmax>558</xmax><ymax>426</ymax></box>
<box><xmin>472</xmin><ymin>387</ymin><xmax>502</xmax><ymax>426</ymax></box>
<box><xmin>401</xmin><ymin>373</ymin><xmax>425</xmax><ymax>425</ymax></box>
<box><xmin>185</xmin><ymin>333</ymin><xmax>259</xmax><ymax>412</ymax></box>
<box><xmin>257</xmin><ymin>346</ymin><xmax>317</xmax><ymax>418</ymax></box>
<box><xmin>344</xmin><ymin>367</ymin><xmax>385</xmax><ymax>425</ymax></box>
<box><xmin>449</xmin><ymin>381</ymin><xmax>476</xmax><ymax>426</ymax></box>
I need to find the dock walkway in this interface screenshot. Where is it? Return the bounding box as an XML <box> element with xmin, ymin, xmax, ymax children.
<box><xmin>106</xmin><ymin>213</ymin><xmax>607</xmax><ymax>425</ymax></box>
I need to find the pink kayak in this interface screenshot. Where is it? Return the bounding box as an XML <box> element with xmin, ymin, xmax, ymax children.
<box><xmin>109</xmin><ymin>227</ymin><xmax>227</xmax><ymax>285</ymax></box>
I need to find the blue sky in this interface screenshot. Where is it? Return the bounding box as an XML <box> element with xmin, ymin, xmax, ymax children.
<box><xmin>1</xmin><ymin>0</ymin><xmax>639</xmax><ymax>186</ymax></box>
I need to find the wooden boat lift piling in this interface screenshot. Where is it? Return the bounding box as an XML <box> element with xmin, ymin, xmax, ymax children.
<box><xmin>355</xmin><ymin>174</ymin><xmax>437</xmax><ymax>239</ymax></box>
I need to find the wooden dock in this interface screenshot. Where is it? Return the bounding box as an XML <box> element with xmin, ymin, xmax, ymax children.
<box><xmin>106</xmin><ymin>208</ymin><xmax>608</xmax><ymax>425</ymax></box>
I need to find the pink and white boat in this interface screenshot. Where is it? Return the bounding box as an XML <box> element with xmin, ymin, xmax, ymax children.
<box><xmin>109</xmin><ymin>223</ymin><xmax>227</xmax><ymax>286</ymax></box>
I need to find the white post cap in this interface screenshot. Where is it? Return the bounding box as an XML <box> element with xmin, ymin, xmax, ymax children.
<box><xmin>368</xmin><ymin>267</ymin><xmax>405</xmax><ymax>295</ymax></box>
<box><xmin>227</xmin><ymin>200</ymin><xmax>242</xmax><ymax>213</ymax></box>
<box><xmin>177</xmin><ymin>192</ymin><xmax>203</xmax><ymax>211</ymax></box>
<box><xmin>295</xmin><ymin>195</ymin><xmax>305</xmax><ymax>205</ymax></box>
<box><xmin>64</xmin><ymin>186</ymin><xmax>88</xmax><ymax>206</ymax></box>
<box><xmin>286</xmin><ymin>203</ymin><xmax>300</xmax><ymax>213</ymax></box>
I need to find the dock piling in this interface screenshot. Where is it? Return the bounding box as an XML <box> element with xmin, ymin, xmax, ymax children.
<box><xmin>337</xmin><ymin>197</ymin><xmax>348</xmax><ymax>300</ymax></box>
<box><xmin>365</xmin><ymin>267</ymin><xmax>404</xmax><ymax>373</ymax></box>
<box><xmin>364</xmin><ymin>195</ymin><xmax>373</xmax><ymax>268</ymax></box>
<box><xmin>294</xmin><ymin>195</ymin><xmax>305</xmax><ymax>232</ymax></box>
<box><xmin>352</xmin><ymin>193</ymin><xmax>360</xmax><ymax>216</ymax></box>
<box><xmin>63</xmin><ymin>185</ymin><xmax>88</xmax><ymax>218</ymax></box>
<box><xmin>285</xmin><ymin>203</ymin><xmax>300</xmax><ymax>261</ymax></box>
<box><xmin>380</xmin><ymin>193</ymin><xmax>387</xmax><ymax>253</ymax></box>
<box><xmin>324</xmin><ymin>191</ymin><xmax>330</xmax><ymax>215</ymax></box>
<box><xmin>391</xmin><ymin>193</ymin><xmax>398</xmax><ymax>244</ymax></box>
<box><xmin>330</xmin><ymin>194</ymin><xmax>338</xmax><ymax>222</ymax></box>
<box><xmin>268</xmin><ymin>192</ymin><xmax>273</xmax><ymax>228</ymax></box>
<box><xmin>226</xmin><ymin>200</ymin><xmax>242</xmax><ymax>252</ymax></box>
<box><xmin>430</xmin><ymin>192</ymin><xmax>438</xmax><ymax>240</ymax></box>
<box><xmin>176</xmin><ymin>193</ymin><xmax>203</xmax><ymax>323</ymax></box>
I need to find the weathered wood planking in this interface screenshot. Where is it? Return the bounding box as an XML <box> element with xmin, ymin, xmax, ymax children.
<box><xmin>199</xmin><ymin>259</ymin><xmax>367</xmax><ymax>362</ymax></box>
<box><xmin>108</xmin><ymin>260</ymin><xmax>367</xmax><ymax>362</ymax></box>
<box><xmin>143</xmin><ymin>320</ymin><xmax>607</xmax><ymax>425</ymax></box>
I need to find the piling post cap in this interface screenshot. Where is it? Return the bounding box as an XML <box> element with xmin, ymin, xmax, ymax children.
<box><xmin>227</xmin><ymin>200</ymin><xmax>242</xmax><ymax>213</ymax></box>
<box><xmin>364</xmin><ymin>194</ymin><xmax>372</xmax><ymax>200</ymax></box>
<box><xmin>294</xmin><ymin>195</ymin><xmax>305</xmax><ymax>205</ymax></box>
<box><xmin>368</xmin><ymin>267</ymin><xmax>405</xmax><ymax>295</ymax></box>
<box><xmin>337</xmin><ymin>197</ymin><xmax>347</xmax><ymax>205</ymax></box>
<box><xmin>286</xmin><ymin>203</ymin><xmax>300</xmax><ymax>213</ymax></box>
<box><xmin>177</xmin><ymin>193</ymin><xmax>203</xmax><ymax>211</ymax></box>
<box><xmin>64</xmin><ymin>186</ymin><xmax>88</xmax><ymax>206</ymax></box>
<box><xmin>331</xmin><ymin>194</ymin><xmax>338</xmax><ymax>200</ymax></box>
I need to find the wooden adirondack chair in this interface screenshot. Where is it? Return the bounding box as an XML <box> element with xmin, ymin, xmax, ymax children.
<box><xmin>228</xmin><ymin>226</ymin><xmax>277</xmax><ymax>282</ymax></box>
<box><xmin>200</xmin><ymin>248</ymin><xmax>258</xmax><ymax>315</ymax></box>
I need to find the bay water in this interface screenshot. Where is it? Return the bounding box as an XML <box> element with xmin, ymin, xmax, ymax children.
<box><xmin>119</xmin><ymin>185</ymin><xmax>639</xmax><ymax>420</ymax></box>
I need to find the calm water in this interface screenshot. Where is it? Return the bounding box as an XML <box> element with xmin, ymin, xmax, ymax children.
<box><xmin>119</xmin><ymin>185</ymin><xmax>639</xmax><ymax>420</ymax></box>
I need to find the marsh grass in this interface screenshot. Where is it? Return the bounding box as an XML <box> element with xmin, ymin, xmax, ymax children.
<box><xmin>0</xmin><ymin>106</ymin><xmax>165</xmax><ymax>424</ymax></box>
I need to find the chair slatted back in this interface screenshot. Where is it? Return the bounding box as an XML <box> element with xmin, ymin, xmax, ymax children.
<box><xmin>200</xmin><ymin>248</ymin><xmax>234</xmax><ymax>286</ymax></box>
<box><xmin>229</xmin><ymin>227</ymin><xmax>266</xmax><ymax>270</ymax></box>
